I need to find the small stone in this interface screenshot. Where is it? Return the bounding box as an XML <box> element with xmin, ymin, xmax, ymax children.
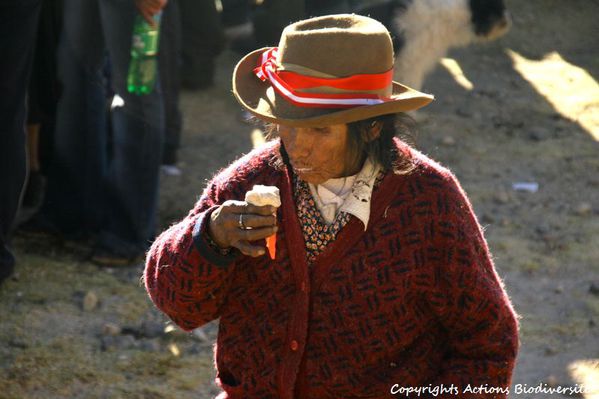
<box><xmin>141</xmin><ymin>339</ymin><xmax>161</xmax><ymax>352</ymax></box>
<box><xmin>100</xmin><ymin>336</ymin><xmax>116</xmax><ymax>351</ymax></box>
<box><xmin>168</xmin><ymin>343</ymin><xmax>181</xmax><ymax>357</ymax></box>
<box><xmin>535</xmin><ymin>224</ymin><xmax>551</xmax><ymax>235</ymax></box>
<box><xmin>543</xmin><ymin>347</ymin><xmax>558</xmax><ymax>356</ymax></box>
<box><xmin>140</xmin><ymin>320</ymin><xmax>165</xmax><ymax>338</ymax></box>
<box><xmin>164</xmin><ymin>324</ymin><xmax>177</xmax><ymax>334</ymax></box>
<box><xmin>441</xmin><ymin>136</ymin><xmax>456</xmax><ymax>146</ymax></box>
<box><xmin>554</xmin><ymin>285</ymin><xmax>563</xmax><ymax>294</ymax></box>
<box><xmin>83</xmin><ymin>291</ymin><xmax>99</xmax><ymax>312</ymax></box>
<box><xmin>574</xmin><ymin>202</ymin><xmax>592</xmax><ymax>216</ymax></box>
<box><xmin>494</xmin><ymin>191</ymin><xmax>510</xmax><ymax>204</ymax></box>
<box><xmin>102</xmin><ymin>323</ymin><xmax>122</xmax><ymax>336</ymax></box>
<box><xmin>456</xmin><ymin>108</ymin><xmax>472</xmax><ymax>118</ymax></box>
<box><xmin>589</xmin><ymin>319</ymin><xmax>596</xmax><ymax>328</ymax></box>
<box><xmin>589</xmin><ymin>283</ymin><xmax>599</xmax><ymax>296</ymax></box>
<box><xmin>100</xmin><ymin>335</ymin><xmax>137</xmax><ymax>352</ymax></box>
<box><xmin>8</xmin><ymin>339</ymin><xmax>28</xmax><ymax>349</ymax></box>
<box><xmin>528</xmin><ymin>127</ymin><xmax>549</xmax><ymax>141</ymax></box>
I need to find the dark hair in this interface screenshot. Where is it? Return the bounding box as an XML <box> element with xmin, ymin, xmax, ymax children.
<box><xmin>264</xmin><ymin>112</ymin><xmax>417</xmax><ymax>175</ymax></box>
<box><xmin>345</xmin><ymin>112</ymin><xmax>416</xmax><ymax>174</ymax></box>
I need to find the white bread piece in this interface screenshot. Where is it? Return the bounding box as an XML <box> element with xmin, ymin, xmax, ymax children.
<box><xmin>245</xmin><ymin>185</ymin><xmax>281</xmax><ymax>208</ymax></box>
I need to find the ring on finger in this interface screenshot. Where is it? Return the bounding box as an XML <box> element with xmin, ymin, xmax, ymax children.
<box><xmin>238</xmin><ymin>213</ymin><xmax>246</xmax><ymax>229</ymax></box>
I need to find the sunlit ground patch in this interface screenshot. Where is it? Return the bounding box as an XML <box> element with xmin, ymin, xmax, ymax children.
<box><xmin>508</xmin><ymin>49</ymin><xmax>599</xmax><ymax>141</ymax></box>
<box><xmin>440</xmin><ymin>57</ymin><xmax>474</xmax><ymax>91</ymax></box>
<box><xmin>569</xmin><ymin>359</ymin><xmax>599</xmax><ymax>399</ymax></box>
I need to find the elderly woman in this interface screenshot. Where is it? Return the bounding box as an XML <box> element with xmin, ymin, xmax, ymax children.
<box><xmin>144</xmin><ymin>14</ymin><xmax>518</xmax><ymax>399</ymax></box>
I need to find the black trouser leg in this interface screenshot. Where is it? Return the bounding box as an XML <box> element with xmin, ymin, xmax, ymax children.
<box><xmin>179</xmin><ymin>0</ymin><xmax>225</xmax><ymax>88</ymax></box>
<box><xmin>0</xmin><ymin>1</ymin><xmax>42</xmax><ymax>283</ymax></box>
<box><xmin>160</xmin><ymin>0</ymin><xmax>182</xmax><ymax>165</ymax></box>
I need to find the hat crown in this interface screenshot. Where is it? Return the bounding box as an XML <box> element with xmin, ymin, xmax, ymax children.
<box><xmin>232</xmin><ymin>14</ymin><xmax>434</xmax><ymax>127</ymax></box>
<box><xmin>277</xmin><ymin>14</ymin><xmax>394</xmax><ymax>77</ymax></box>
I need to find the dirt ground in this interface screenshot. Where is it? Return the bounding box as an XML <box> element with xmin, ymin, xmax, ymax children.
<box><xmin>1</xmin><ymin>1</ymin><xmax>598</xmax><ymax>398</ymax></box>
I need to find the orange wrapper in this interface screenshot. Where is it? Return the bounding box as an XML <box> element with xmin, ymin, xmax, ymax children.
<box><xmin>266</xmin><ymin>234</ymin><xmax>276</xmax><ymax>259</ymax></box>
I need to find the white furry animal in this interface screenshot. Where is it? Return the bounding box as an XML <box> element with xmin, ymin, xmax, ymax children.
<box><xmin>358</xmin><ymin>0</ymin><xmax>511</xmax><ymax>90</ymax></box>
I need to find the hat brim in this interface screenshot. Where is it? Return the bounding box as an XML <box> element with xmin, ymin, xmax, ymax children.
<box><xmin>232</xmin><ymin>48</ymin><xmax>435</xmax><ymax>127</ymax></box>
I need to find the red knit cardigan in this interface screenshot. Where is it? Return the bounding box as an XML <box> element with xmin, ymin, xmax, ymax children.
<box><xmin>144</xmin><ymin>139</ymin><xmax>519</xmax><ymax>399</ymax></box>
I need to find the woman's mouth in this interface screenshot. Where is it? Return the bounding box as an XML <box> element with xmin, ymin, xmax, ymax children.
<box><xmin>295</xmin><ymin>167</ymin><xmax>314</xmax><ymax>173</ymax></box>
<box><xmin>291</xmin><ymin>162</ymin><xmax>314</xmax><ymax>173</ymax></box>
<box><xmin>290</xmin><ymin>162</ymin><xmax>327</xmax><ymax>184</ymax></box>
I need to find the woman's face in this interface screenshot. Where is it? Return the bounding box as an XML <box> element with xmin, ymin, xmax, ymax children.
<box><xmin>277</xmin><ymin>124</ymin><xmax>360</xmax><ymax>185</ymax></box>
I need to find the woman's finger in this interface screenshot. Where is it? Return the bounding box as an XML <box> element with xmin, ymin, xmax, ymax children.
<box><xmin>141</xmin><ymin>10</ymin><xmax>155</xmax><ymax>25</ymax></box>
<box><xmin>226</xmin><ymin>213</ymin><xmax>276</xmax><ymax>229</ymax></box>
<box><xmin>233</xmin><ymin>241</ymin><xmax>266</xmax><ymax>257</ymax></box>
<box><xmin>221</xmin><ymin>200</ymin><xmax>276</xmax><ymax>216</ymax></box>
<box><xmin>241</xmin><ymin>204</ymin><xmax>277</xmax><ymax>216</ymax></box>
<box><xmin>237</xmin><ymin>226</ymin><xmax>278</xmax><ymax>242</ymax></box>
<box><xmin>244</xmin><ymin>214</ymin><xmax>277</xmax><ymax>229</ymax></box>
<box><xmin>210</xmin><ymin>201</ymin><xmax>278</xmax><ymax>249</ymax></box>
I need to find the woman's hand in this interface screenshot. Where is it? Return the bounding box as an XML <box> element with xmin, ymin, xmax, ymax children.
<box><xmin>134</xmin><ymin>0</ymin><xmax>168</xmax><ymax>26</ymax></box>
<box><xmin>208</xmin><ymin>200</ymin><xmax>278</xmax><ymax>257</ymax></box>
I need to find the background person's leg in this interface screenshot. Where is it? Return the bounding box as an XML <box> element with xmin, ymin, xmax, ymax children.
<box><xmin>0</xmin><ymin>0</ymin><xmax>42</xmax><ymax>284</ymax></box>
<box><xmin>160</xmin><ymin>0</ymin><xmax>183</xmax><ymax>167</ymax></box>
<box><xmin>40</xmin><ymin>0</ymin><xmax>107</xmax><ymax>236</ymax></box>
<box><xmin>23</xmin><ymin>0</ymin><xmax>64</xmax><ymax>210</ymax></box>
<box><xmin>94</xmin><ymin>0</ymin><xmax>165</xmax><ymax>263</ymax></box>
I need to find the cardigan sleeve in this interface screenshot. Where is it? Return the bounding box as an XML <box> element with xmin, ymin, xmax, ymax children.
<box><xmin>144</xmin><ymin>142</ymin><xmax>281</xmax><ymax>331</ymax></box>
<box><xmin>428</xmin><ymin>173</ymin><xmax>519</xmax><ymax>398</ymax></box>
<box><xmin>143</xmin><ymin>178</ymin><xmax>240</xmax><ymax>331</ymax></box>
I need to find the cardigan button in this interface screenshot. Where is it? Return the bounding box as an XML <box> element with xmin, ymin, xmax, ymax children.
<box><xmin>290</xmin><ymin>340</ymin><xmax>299</xmax><ymax>351</ymax></box>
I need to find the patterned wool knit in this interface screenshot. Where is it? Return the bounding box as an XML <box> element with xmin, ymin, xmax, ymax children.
<box><xmin>144</xmin><ymin>139</ymin><xmax>519</xmax><ymax>399</ymax></box>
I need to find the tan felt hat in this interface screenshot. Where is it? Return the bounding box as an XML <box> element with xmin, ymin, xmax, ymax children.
<box><xmin>232</xmin><ymin>14</ymin><xmax>434</xmax><ymax>127</ymax></box>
